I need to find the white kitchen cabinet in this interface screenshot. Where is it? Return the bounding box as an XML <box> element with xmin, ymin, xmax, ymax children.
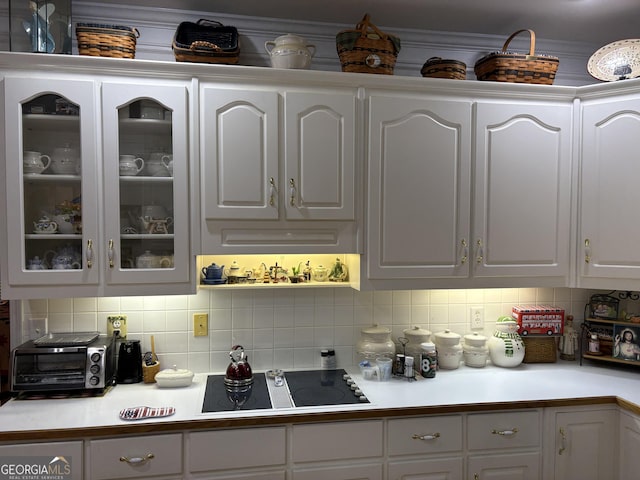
<box><xmin>578</xmin><ymin>95</ymin><xmax>640</xmax><ymax>289</ymax></box>
<box><xmin>292</xmin><ymin>464</ymin><xmax>383</xmax><ymax>480</ymax></box>
<box><xmin>619</xmin><ymin>409</ymin><xmax>640</xmax><ymax>480</ymax></box>
<box><xmin>543</xmin><ymin>405</ymin><xmax>617</xmax><ymax>480</ymax></box>
<box><xmin>0</xmin><ymin>440</ymin><xmax>83</xmax><ymax>480</ymax></box>
<box><xmin>388</xmin><ymin>458</ymin><xmax>463</xmax><ymax>480</ymax></box>
<box><xmin>187</xmin><ymin>426</ymin><xmax>286</xmax><ymax>476</ymax></box>
<box><xmin>467</xmin><ymin>410</ymin><xmax>542</xmax><ymax>480</ymax></box>
<box><xmin>365</xmin><ymin>93</ymin><xmax>572</xmax><ymax>289</ymax></box>
<box><xmin>0</xmin><ymin>72</ymin><xmax>195</xmax><ymax>299</ymax></box>
<box><xmin>200</xmin><ymin>84</ymin><xmax>359</xmax><ymax>254</ymax></box>
<box><xmin>87</xmin><ymin>433</ymin><xmax>183</xmax><ymax>479</ymax></box>
<box><xmin>366</xmin><ymin>92</ymin><xmax>473</xmax><ymax>281</ymax></box>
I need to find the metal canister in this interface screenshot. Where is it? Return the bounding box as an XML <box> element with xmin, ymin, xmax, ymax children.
<box><xmin>420</xmin><ymin>341</ymin><xmax>437</xmax><ymax>378</ymax></box>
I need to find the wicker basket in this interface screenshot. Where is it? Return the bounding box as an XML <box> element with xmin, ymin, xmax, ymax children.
<box><xmin>172</xmin><ymin>19</ymin><xmax>240</xmax><ymax>64</ymax></box>
<box><xmin>522</xmin><ymin>336</ymin><xmax>558</xmax><ymax>363</ymax></box>
<box><xmin>142</xmin><ymin>360</ymin><xmax>160</xmax><ymax>383</ymax></box>
<box><xmin>421</xmin><ymin>57</ymin><xmax>466</xmax><ymax>80</ymax></box>
<box><xmin>474</xmin><ymin>29</ymin><xmax>559</xmax><ymax>85</ymax></box>
<box><xmin>336</xmin><ymin>14</ymin><xmax>401</xmax><ymax>75</ymax></box>
<box><xmin>76</xmin><ymin>23</ymin><xmax>139</xmax><ymax>59</ymax></box>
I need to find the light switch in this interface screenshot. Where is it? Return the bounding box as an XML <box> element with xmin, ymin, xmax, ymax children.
<box><xmin>194</xmin><ymin>313</ymin><xmax>208</xmax><ymax>337</ymax></box>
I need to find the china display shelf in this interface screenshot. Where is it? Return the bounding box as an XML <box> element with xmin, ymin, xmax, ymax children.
<box><xmin>25</xmin><ymin>234</ymin><xmax>81</xmax><ymax>240</ymax></box>
<box><xmin>23</xmin><ymin>113</ymin><xmax>79</xmax><ymax>131</ymax></box>
<box><xmin>23</xmin><ymin>173</ymin><xmax>80</xmax><ymax>182</ymax></box>
<box><xmin>119</xmin><ymin>176</ymin><xmax>173</xmax><ymax>183</ymax></box>
<box><xmin>198</xmin><ymin>281</ymin><xmax>353</xmax><ymax>290</ymax></box>
<box><xmin>119</xmin><ymin>118</ymin><xmax>171</xmax><ymax>134</ymax></box>
<box><xmin>121</xmin><ymin>234</ymin><xmax>175</xmax><ymax>240</ymax></box>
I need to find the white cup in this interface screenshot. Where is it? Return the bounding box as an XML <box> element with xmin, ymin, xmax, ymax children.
<box><xmin>376</xmin><ymin>356</ymin><xmax>393</xmax><ymax>381</ymax></box>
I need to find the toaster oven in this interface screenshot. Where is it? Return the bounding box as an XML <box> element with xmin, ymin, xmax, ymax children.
<box><xmin>10</xmin><ymin>333</ymin><xmax>116</xmax><ymax>393</ymax></box>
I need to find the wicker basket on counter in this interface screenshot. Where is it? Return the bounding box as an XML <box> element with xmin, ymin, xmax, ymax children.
<box><xmin>336</xmin><ymin>13</ymin><xmax>401</xmax><ymax>75</ymax></box>
<box><xmin>142</xmin><ymin>359</ymin><xmax>160</xmax><ymax>383</ymax></box>
<box><xmin>474</xmin><ymin>29</ymin><xmax>559</xmax><ymax>85</ymax></box>
<box><xmin>421</xmin><ymin>57</ymin><xmax>467</xmax><ymax>80</ymax></box>
<box><xmin>522</xmin><ymin>336</ymin><xmax>557</xmax><ymax>363</ymax></box>
<box><xmin>76</xmin><ymin>23</ymin><xmax>139</xmax><ymax>59</ymax></box>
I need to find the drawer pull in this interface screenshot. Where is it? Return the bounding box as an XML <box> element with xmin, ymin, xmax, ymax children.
<box><xmin>120</xmin><ymin>453</ymin><xmax>154</xmax><ymax>465</ymax></box>
<box><xmin>412</xmin><ymin>432</ymin><xmax>440</xmax><ymax>441</ymax></box>
<box><xmin>491</xmin><ymin>428</ymin><xmax>518</xmax><ymax>436</ymax></box>
<box><xmin>558</xmin><ymin>427</ymin><xmax>566</xmax><ymax>455</ymax></box>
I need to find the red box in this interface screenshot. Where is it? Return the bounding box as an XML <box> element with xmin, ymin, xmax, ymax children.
<box><xmin>512</xmin><ymin>305</ymin><xmax>564</xmax><ymax>336</ymax></box>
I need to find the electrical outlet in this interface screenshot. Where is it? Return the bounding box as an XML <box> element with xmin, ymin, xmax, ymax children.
<box><xmin>107</xmin><ymin>315</ymin><xmax>127</xmax><ymax>339</ymax></box>
<box><xmin>469</xmin><ymin>307</ymin><xmax>484</xmax><ymax>329</ymax></box>
<box><xmin>194</xmin><ymin>313</ymin><xmax>208</xmax><ymax>337</ymax></box>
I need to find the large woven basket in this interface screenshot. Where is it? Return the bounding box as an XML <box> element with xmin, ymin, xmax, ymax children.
<box><xmin>172</xmin><ymin>19</ymin><xmax>240</xmax><ymax>64</ymax></box>
<box><xmin>474</xmin><ymin>29</ymin><xmax>559</xmax><ymax>85</ymax></box>
<box><xmin>76</xmin><ymin>23</ymin><xmax>139</xmax><ymax>59</ymax></box>
<box><xmin>522</xmin><ymin>336</ymin><xmax>558</xmax><ymax>363</ymax></box>
<box><xmin>336</xmin><ymin>14</ymin><xmax>401</xmax><ymax>75</ymax></box>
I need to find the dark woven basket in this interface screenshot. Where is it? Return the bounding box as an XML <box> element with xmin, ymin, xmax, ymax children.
<box><xmin>172</xmin><ymin>19</ymin><xmax>240</xmax><ymax>64</ymax></box>
<box><xmin>336</xmin><ymin>14</ymin><xmax>401</xmax><ymax>75</ymax></box>
<box><xmin>76</xmin><ymin>23</ymin><xmax>138</xmax><ymax>59</ymax></box>
<box><xmin>421</xmin><ymin>57</ymin><xmax>466</xmax><ymax>80</ymax></box>
<box><xmin>474</xmin><ymin>29</ymin><xmax>559</xmax><ymax>85</ymax></box>
<box><xmin>522</xmin><ymin>336</ymin><xmax>558</xmax><ymax>363</ymax></box>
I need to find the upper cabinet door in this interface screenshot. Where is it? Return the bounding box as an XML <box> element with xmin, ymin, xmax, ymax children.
<box><xmin>201</xmin><ymin>87</ymin><xmax>279</xmax><ymax>220</ymax></box>
<box><xmin>2</xmin><ymin>76</ymin><xmax>100</xmax><ymax>289</ymax></box>
<box><xmin>367</xmin><ymin>93</ymin><xmax>472</xmax><ymax>280</ymax></box>
<box><xmin>473</xmin><ymin>101</ymin><xmax>572</xmax><ymax>281</ymax></box>
<box><xmin>101</xmin><ymin>81</ymin><xmax>191</xmax><ymax>286</ymax></box>
<box><xmin>284</xmin><ymin>90</ymin><xmax>356</xmax><ymax>221</ymax></box>
<box><xmin>580</xmin><ymin>97</ymin><xmax>640</xmax><ymax>286</ymax></box>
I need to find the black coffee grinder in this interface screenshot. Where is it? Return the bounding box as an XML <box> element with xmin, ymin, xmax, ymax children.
<box><xmin>117</xmin><ymin>340</ymin><xmax>143</xmax><ymax>384</ymax></box>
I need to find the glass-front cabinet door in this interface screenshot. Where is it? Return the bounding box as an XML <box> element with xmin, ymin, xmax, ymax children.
<box><xmin>3</xmin><ymin>77</ymin><xmax>100</xmax><ymax>288</ymax></box>
<box><xmin>101</xmin><ymin>81</ymin><xmax>190</xmax><ymax>286</ymax></box>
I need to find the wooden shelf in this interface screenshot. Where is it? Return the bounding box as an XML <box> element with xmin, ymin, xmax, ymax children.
<box><xmin>585</xmin><ymin>317</ymin><xmax>640</xmax><ymax>328</ymax></box>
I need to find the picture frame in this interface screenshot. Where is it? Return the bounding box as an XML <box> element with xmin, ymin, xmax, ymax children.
<box><xmin>588</xmin><ymin>294</ymin><xmax>619</xmax><ymax>320</ymax></box>
<box><xmin>613</xmin><ymin>324</ymin><xmax>640</xmax><ymax>361</ymax></box>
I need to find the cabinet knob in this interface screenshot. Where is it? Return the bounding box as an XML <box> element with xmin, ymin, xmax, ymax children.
<box><xmin>119</xmin><ymin>453</ymin><xmax>154</xmax><ymax>465</ymax></box>
<box><xmin>411</xmin><ymin>432</ymin><xmax>440</xmax><ymax>441</ymax></box>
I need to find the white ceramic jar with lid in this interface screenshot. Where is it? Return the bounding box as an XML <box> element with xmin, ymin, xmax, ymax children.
<box><xmin>265</xmin><ymin>34</ymin><xmax>316</xmax><ymax>69</ymax></box>
<box><xmin>463</xmin><ymin>332</ymin><xmax>489</xmax><ymax>367</ymax></box>
<box><xmin>356</xmin><ymin>324</ymin><xmax>396</xmax><ymax>361</ymax></box>
<box><xmin>402</xmin><ymin>325</ymin><xmax>432</xmax><ymax>364</ymax></box>
<box><xmin>434</xmin><ymin>329</ymin><xmax>462</xmax><ymax>369</ymax></box>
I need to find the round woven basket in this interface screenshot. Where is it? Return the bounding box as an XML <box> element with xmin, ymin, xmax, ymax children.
<box><xmin>76</xmin><ymin>23</ymin><xmax>139</xmax><ymax>59</ymax></box>
<box><xmin>421</xmin><ymin>57</ymin><xmax>467</xmax><ymax>80</ymax></box>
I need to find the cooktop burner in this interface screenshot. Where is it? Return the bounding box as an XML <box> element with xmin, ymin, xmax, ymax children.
<box><xmin>201</xmin><ymin>369</ymin><xmax>369</xmax><ymax>413</ymax></box>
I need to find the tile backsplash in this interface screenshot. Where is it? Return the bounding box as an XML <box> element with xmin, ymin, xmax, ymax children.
<box><xmin>19</xmin><ymin>287</ymin><xmax>594</xmax><ymax>373</ymax></box>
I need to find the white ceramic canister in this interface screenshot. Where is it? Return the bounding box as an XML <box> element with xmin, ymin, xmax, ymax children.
<box><xmin>265</xmin><ymin>34</ymin><xmax>316</xmax><ymax>69</ymax></box>
<box><xmin>434</xmin><ymin>329</ymin><xmax>462</xmax><ymax>370</ymax></box>
<box><xmin>463</xmin><ymin>332</ymin><xmax>489</xmax><ymax>368</ymax></box>
<box><xmin>487</xmin><ymin>316</ymin><xmax>526</xmax><ymax>367</ymax></box>
<box><xmin>402</xmin><ymin>325</ymin><xmax>432</xmax><ymax>364</ymax></box>
<box><xmin>356</xmin><ymin>324</ymin><xmax>396</xmax><ymax>361</ymax></box>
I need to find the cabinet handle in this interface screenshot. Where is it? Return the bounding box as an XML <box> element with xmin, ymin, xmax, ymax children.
<box><xmin>289</xmin><ymin>178</ymin><xmax>296</xmax><ymax>206</ymax></box>
<box><xmin>476</xmin><ymin>238</ymin><xmax>484</xmax><ymax>264</ymax></box>
<box><xmin>412</xmin><ymin>432</ymin><xmax>440</xmax><ymax>441</ymax></box>
<box><xmin>558</xmin><ymin>427</ymin><xmax>566</xmax><ymax>455</ymax></box>
<box><xmin>119</xmin><ymin>453</ymin><xmax>154</xmax><ymax>465</ymax></box>
<box><xmin>86</xmin><ymin>239</ymin><xmax>93</xmax><ymax>268</ymax></box>
<box><xmin>108</xmin><ymin>239</ymin><xmax>114</xmax><ymax>268</ymax></box>
<box><xmin>491</xmin><ymin>427</ymin><xmax>518</xmax><ymax>436</ymax></box>
<box><xmin>269</xmin><ymin>177</ymin><xmax>277</xmax><ymax>206</ymax></box>
<box><xmin>474</xmin><ymin>475</ymin><xmax>480</xmax><ymax>480</ymax></box>
<box><xmin>460</xmin><ymin>239</ymin><xmax>468</xmax><ymax>264</ymax></box>
<box><xmin>584</xmin><ymin>238</ymin><xmax>591</xmax><ymax>263</ymax></box>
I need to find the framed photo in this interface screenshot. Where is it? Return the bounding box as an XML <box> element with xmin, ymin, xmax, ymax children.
<box><xmin>589</xmin><ymin>294</ymin><xmax>619</xmax><ymax>320</ymax></box>
<box><xmin>613</xmin><ymin>325</ymin><xmax>640</xmax><ymax>361</ymax></box>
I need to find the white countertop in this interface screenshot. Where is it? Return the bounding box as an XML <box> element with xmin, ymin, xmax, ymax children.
<box><xmin>1</xmin><ymin>362</ymin><xmax>638</xmax><ymax>438</ymax></box>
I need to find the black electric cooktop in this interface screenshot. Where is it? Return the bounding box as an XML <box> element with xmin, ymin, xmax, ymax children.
<box><xmin>202</xmin><ymin>369</ymin><xmax>369</xmax><ymax>413</ymax></box>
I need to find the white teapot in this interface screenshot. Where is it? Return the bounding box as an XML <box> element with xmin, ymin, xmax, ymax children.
<box><xmin>265</xmin><ymin>34</ymin><xmax>316</xmax><ymax>69</ymax></box>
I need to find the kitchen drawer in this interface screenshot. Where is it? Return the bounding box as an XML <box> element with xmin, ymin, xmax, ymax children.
<box><xmin>0</xmin><ymin>441</ymin><xmax>83</xmax><ymax>480</ymax></box>
<box><xmin>387</xmin><ymin>415</ymin><xmax>463</xmax><ymax>456</ymax></box>
<box><xmin>467</xmin><ymin>410</ymin><xmax>540</xmax><ymax>451</ymax></box>
<box><xmin>292</xmin><ymin>420</ymin><xmax>383</xmax><ymax>462</ymax></box>
<box><xmin>88</xmin><ymin>433</ymin><xmax>182</xmax><ymax>479</ymax></box>
<box><xmin>292</xmin><ymin>463</ymin><xmax>383</xmax><ymax>480</ymax></box>
<box><xmin>187</xmin><ymin>426</ymin><xmax>286</xmax><ymax>472</ymax></box>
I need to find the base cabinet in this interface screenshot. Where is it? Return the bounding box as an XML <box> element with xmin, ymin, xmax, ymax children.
<box><xmin>468</xmin><ymin>452</ymin><xmax>540</xmax><ymax>480</ymax></box>
<box><xmin>388</xmin><ymin>458</ymin><xmax>463</xmax><ymax>480</ymax></box>
<box><xmin>543</xmin><ymin>405</ymin><xmax>617</xmax><ymax>480</ymax></box>
<box><xmin>292</xmin><ymin>464</ymin><xmax>383</xmax><ymax>480</ymax></box>
<box><xmin>0</xmin><ymin>441</ymin><xmax>83</xmax><ymax>480</ymax></box>
<box><xmin>619</xmin><ymin>410</ymin><xmax>640</xmax><ymax>480</ymax></box>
